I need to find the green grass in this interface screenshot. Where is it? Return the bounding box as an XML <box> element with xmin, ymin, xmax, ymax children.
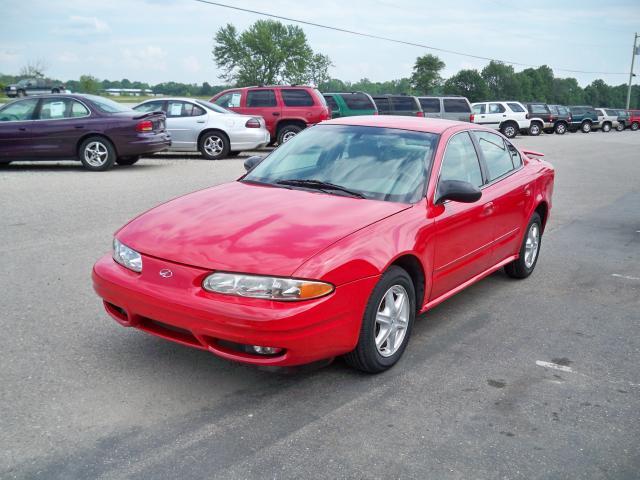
<box><xmin>104</xmin><ymin>95</ymin><xmax>213</xmax><ymax>103</ymax></box>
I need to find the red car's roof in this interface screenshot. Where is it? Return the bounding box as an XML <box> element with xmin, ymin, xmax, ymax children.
<box><xmin>322</xmin><ymin>115</ymin><xmax>475</xmax><ymax>135</ymax></box>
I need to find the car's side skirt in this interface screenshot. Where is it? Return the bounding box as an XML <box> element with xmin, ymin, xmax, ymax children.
<box><xmin>420</xmin><ymin>254</ymin><xmax>518</xmax><ymax>313</ymax></box>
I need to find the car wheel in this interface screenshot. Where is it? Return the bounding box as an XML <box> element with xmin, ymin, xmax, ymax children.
<box><xmin>79</xmin><ymin>137</ymin><xmax>116</xmax><ymax>171</ymax></box>
<box><xmin>505</xmin><ymin>212</ymin><xmax>542</xmax><ymax>279</ymax></box>
<box><xmin>277</xmin><ymin>125</ymin><xmax>303</xmax><ymax>144</ymax></box>
<box><xmin>631</xmin><ymin>122</ymin><xmax>639</xmax><ymax>131</ymax></box>
<box><xmin>529</xmin><ymin>122</ymin><xmax>542</xmax><ymax>136</ymax></box>
<box><xmin>581</xmin><ymin>121</ymin><xmax>592</xmax><ymax>133</ymax></box>
<box><xmin>344</xmin><ymin>266</ymin><xmax>416</xmax><ymax>373</ymax></box>
<box><xmin>199</xmin><ymin>131</ymin><xmax>229</xmax><ymax>160</ymax></box>
<box><xmin>602</xmin><ymin>122</ymin><xmax>611</xmax><ymax>132</ymax></box>
<box><xmin>616</xmin><ymin>122</ymin><xmax>624</xmax><ymax>131</ymax></box>
<box><xmin>554</xmin><ymin>122</ymin><xmax>567</xmax><ymax>135</ymax></box>
<box><xmin>500</xmin><ymin>122</ymin><xmax>518</xmax><ymax>139</ymax></box>
<box><xmin>116</xmin><ymin>156</ymin><xmax>140</xmax><ymax>166</ymax></box>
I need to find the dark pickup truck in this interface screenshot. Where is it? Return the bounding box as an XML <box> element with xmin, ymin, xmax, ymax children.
<box><xmin>547</xmin><ymin>104</ymin><xmax>572</xmax><ymax>134</ymax></box>
<box><xmin>5</xmin><ymin>78</ymin><xmax>66</xmax><ymax>98</ymax></box>
<box><xmin>568</xmin><ymin>106</ymin><xmax>599</xmax><ymax>133</ymax></box>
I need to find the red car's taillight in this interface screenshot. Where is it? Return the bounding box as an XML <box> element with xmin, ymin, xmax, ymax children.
<box><xmin>136</xmin><ymin>120</ymin><xmax>153</xmax><ymax>132</ymax></box>
<box><xmin>416</xmin><ymin>111</ymin><xmax>424</xmax><ymax>117</ymax></box>
<box><xmin>245</xmin><ymin>118</ymin><xmax>261</xmax><ymax>128</ymax></box>
<box><xmin>469</xmin><ymin>113</ymin><xmax>475</xmax><ymax>122</ymax></box>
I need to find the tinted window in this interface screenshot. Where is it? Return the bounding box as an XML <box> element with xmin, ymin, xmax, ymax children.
<box><xmin>183</xmin><ymin>102</ymin><xmax>205</xmax><ymax>117</ymax></box>
<box><xmin>507</xmin><ymin>102</ymin><xmax>525</xmax><ymax>113</ymax></box>
<box><xmin>0</xmin><ymin>98</ymin><xmax>39</xmax><ymax>121</ymax></box>
<box><xmin>558</xmin><ymin>106</ymin><xmax>569</xmax><ymax>115</ymax></box>
<box><xmin>443</xmin><ymin>98</ymin><xmax>471</xmax><ymax>113</ymax></box>
<box><xmin>195</xmin><ymin>100</ymin><xmax>232</xmax><ymax>114</ymax></box>
<box><xmin>571</xmin><ymin>107</ymin><xmax>584</xmax><ymax>114</ymax></box>
<box><xmin>419</xmin><ymin>98</ymin><xmax>440</xmax><ymax>113</ymax></box>
<box><xmin>548</xmin><ymin>105</ymin><xmax>559</xmax><ymax>115</ymax></box>
<box><xmin>489</xmin><ymin>103</ymin><xmax>506</xmax><ymax>114</ymax></box>
<box><xmin>215</xmin><ymin>92</ymin><xmax>241</xmax><ymax>108</ymax></box>
<box><xmin>373</xmin><ymin>97</ymin><xmax>391</xmax><ymax>113</ymax></box>
<box><xmin>281</xmin><ymin>89</ymin><xmax>314</xmax><ymax>107</ymax></box>
<box><xmin>391</xmin><ymin>96</ymin><xmax>418</xmax><ymax>111</ymax></box>
<box><xmin>324</xmin><ymin>95</ymin><xmax>339</xmax><ymax>111</ymax></box>
<box><xmin>505</xmin><ymin>140</ymin><xmax>522</xmax><ymax>168</ymax></box>
<box><xmin>472</xmin><ymin>104</ymin><xmax>486</xmax><ymax>114</ymax></box>
<box><xmin>71</xmin><ymin>100</ymin><xmax>89</xmax><ymax>117</ymax></box>
<box><xmin>439</xmin><ymin>132</ymin><xmax>483</xmax><ymax>189</ymax></box>
<box><xmin>605</xmin><ymin>109</ymin><xmax>617</xmax><ymax>116</ymax></box>
<box><xmin>38</xmin><ymin>99</ymin><xmax>70</xmax><ymax>119</ymax></box>
<box><xmin>167</xmin><ymin>101</ymin><xmax>204</xmax><ymax>117</ymax></box>
<box><xmin>83</xmin><ymin>95</ymin><xmax>131</xmax><ymax>113</ymax></box>
<box><xmin>244</xmin><ymin>124</ymin><xmax>438</xmax><ymax>204</ymax></box>
<box><xmin>529</xmin><ymin>104</ymin><xmax>548</xmax><ymax>114</ymax></box>
<box><xmin>247</xmin><ymin>89</ymin><xmax>277</xmax><ymax>107</ymax></box>
<box><xmin>134</xmin><ymin>100</ymin><xmax>165</xmax><ymax>113</ymax></box>
<box><xmin>474</xmin><ymin>131</ymin><xmax>514</xmax><ymax>181</ymax></box>
<box><xmin>340</xmin><ymin>93</ymin><xmax>374</xmax><ymax>110</ymax></box>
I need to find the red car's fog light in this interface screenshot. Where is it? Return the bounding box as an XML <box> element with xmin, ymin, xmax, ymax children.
<box><xmin>252</xmin><ymin>346</ymin><xmax>283</xmax><ymax>355</ymax></box>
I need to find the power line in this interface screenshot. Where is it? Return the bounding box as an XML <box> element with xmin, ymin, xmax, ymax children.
<box><xmin>193</xmin><ymin>0</ymin><xmax>629</xmax><ymax>76</ymax></box>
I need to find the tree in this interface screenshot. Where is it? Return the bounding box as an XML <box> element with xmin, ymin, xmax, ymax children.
<box><xmin>213</xmin><ymin>20</ymin><xmax>331</xmax><ymax>86</ymax></box>
<box><xmin>410</xmin><ymin>54</ymin><xmax>445</xmax><ymax>94</ymax></box>
<box><xmin>20</xmin><ymin>59</ymin><xmax>48</xmax><ymax>79</ymax></box>
<box><xmin>78</xmin><ymin>75</ymin><xmax>101</xmax><ymax>94</ymax></box>
<box><xmin>551</xmin><ymin>77</ymin><xmax>583</xmax><ymax>105</ymax></box>
<box><xmin>481</xmin><ymin>61</ymin><xmax>521</xmax><ymax>99</ymax></box>
<box><xmin>443</xmin><ymin>69</ymin><xmax>488</xmax><ymax>102</ymax></box>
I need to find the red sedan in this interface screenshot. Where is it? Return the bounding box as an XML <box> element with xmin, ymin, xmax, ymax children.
<box><xmin>92</xmin><ymin>116</ymin><xmax>554</xmax><ymax>373</ymax></box>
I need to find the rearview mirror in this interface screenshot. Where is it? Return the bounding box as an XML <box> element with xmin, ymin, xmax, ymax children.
<box><xmin>435</xmin><ymin>180</ymin><xmax>482</xmax><ymax>204</ymax></box>
<box><xmin>243</xmin><ymin>155</ymin><xmax>264</xmax><ymax>172</ymax></box>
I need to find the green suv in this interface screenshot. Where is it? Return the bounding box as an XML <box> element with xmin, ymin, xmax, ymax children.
<box><xmin>323</xmin><ymin>92</ymin><xmax>377</xmax><ymax>118</ymax></box>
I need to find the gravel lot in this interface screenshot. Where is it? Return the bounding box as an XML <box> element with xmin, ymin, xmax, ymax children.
<box><xmin>1</xmin><ymin>131</ymin><xmax>639</xmax><ymax>479</ymax></box>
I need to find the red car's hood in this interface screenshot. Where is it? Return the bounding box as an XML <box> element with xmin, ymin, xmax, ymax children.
<box><xmin>117</xmin><ymin>181</ymin><xmax>409</xmax><ymax>276</ymax></box>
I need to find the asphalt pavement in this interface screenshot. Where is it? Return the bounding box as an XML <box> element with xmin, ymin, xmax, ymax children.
<box><xmin>1</xmin><ymin>131</ymin><xmax>639</xmax><ymax>479</ymax></box>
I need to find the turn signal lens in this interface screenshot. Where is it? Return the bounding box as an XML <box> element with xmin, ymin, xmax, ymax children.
<box><xmin>245</xmin><ymin>118</ymin><xmax>261</xmax><ymax>128</ymax></box>
<box><xmin>202</xmin><ymin>273</ymin><xmax>334</xmax><ymax>301</ymax></box>
<box><xmin>136</xmin><ymin>120</ymin><xmax>153</xmax><ymax>132</ymax></box>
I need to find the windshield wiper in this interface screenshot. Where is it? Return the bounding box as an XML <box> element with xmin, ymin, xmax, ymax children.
<box><xmin>275</xmin><ymin>179</ymin><xmax>366</xmax><ymax>198</ymax></box>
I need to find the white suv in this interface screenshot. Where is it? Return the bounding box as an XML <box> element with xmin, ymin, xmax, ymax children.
<box><xmin>471</xmin><ymin>101</ymin><xmax>531</xmax><ymax>138</ymax></box>
<box><xmin>594</xmin><ymin>108</ymin><xmax>619</xmax><ymax>133</ymax></box>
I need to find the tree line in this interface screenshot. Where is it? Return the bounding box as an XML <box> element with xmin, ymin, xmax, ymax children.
<box><xmin>2</xmin><ymin>19</ymin><xmax>638</xmax><ymax>108</ymax></box>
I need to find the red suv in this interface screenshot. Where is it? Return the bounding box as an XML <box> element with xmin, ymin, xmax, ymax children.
<box><xmin>211</xmin><ymin>86</ymin><xmax>331</xmax><ymax>144</ymax></box>
<box><xmin>628</xmin><ymin>110</ymin><xmax>640</xmax><ymax>131</ymax></box>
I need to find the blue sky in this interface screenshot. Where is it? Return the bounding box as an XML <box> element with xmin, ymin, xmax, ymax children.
<box><xmin>1</xmin><ymin>0</ymin><xmax>639</xmax><ymax>86</ymax></box>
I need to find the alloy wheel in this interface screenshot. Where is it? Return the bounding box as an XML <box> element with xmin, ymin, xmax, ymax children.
<box><xmin>203</xmin><ymin>136</ymin><xmax>224</xmax><ymax>156</ymax></box>
<box><xmin>84</xmin><ymin>141</ymin><xmax>109</xmax><ymax>167</ymax></box>
<box><xmin>281</xmin><ymin>131</ymin><xmax>297</xmax><ymax>143</ymax></box>
<box><xmin>375</xmin><ymin>285</ymin><xmax>410</xmax><ymax>357</ymax></box>
<box><xmin>524</xmin><ymin>223</ymin><xmax>540</xmax><ymax>268</ymax></box>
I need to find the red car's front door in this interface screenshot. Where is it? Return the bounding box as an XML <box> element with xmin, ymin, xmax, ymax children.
<box><xmin>430</xmin><ymin>131</ymin><xmax>494</xmax><ymax>300</ymax></box>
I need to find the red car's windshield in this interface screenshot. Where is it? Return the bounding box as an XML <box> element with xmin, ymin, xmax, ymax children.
<box><xmin>245</xmin><ymin>124</ymin><xmax>438</xmax><ymax>203</ymax></box>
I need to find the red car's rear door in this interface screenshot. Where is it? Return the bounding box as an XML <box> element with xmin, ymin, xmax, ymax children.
<box><xmin>241</xmin><ymin>88</ymin><xmax>281</xmax><ymax>137</ymax></box>
<box><xmin>430</xmin><ymin>131</ymin><xmax>495</xmax><ymax>300</ymax></box>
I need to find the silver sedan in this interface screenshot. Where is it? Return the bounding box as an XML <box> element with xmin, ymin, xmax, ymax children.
<box><xmin>134</xmin><ymin>97</ymin><xmax>270</xmax><ymax>159</ymax></box>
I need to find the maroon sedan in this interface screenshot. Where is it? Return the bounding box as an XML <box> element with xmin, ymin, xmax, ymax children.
<box><xmin>0</xmin><ymin>94</ymin><xmax>171</xmax><ymax>171</ymax></box>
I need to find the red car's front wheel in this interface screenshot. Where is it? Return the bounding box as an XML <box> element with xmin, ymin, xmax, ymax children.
<box><xmin>345</xmin><ymin>266</ymin><xmax>416</xmax><ymax>373</ymax></box>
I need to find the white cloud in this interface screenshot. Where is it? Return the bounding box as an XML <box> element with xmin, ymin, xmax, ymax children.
<box><xmin>53</xmin><ymin>15</ymin><xmax>111</xmax><ymax>35</ymax></box>
<box><xmin>122</xmin><ymin>46</ymin><xmax>167</xmax><ymax>71</ymax></box>
<box><xmin>56</xmin><ymin>51</ymin><xmax>79</xmax><ymax>63</ymax></box>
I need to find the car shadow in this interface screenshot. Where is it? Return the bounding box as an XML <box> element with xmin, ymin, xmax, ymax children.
<box><xmin>0</xmin><ymin>162</ymin><xmax>165</xmax><ymax>172</ymax></box>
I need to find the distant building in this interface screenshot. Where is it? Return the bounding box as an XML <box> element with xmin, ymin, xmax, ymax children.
<box><xmin>103</xmin><ymin>88</ymin><xmax>154</xmax><ymax>97</ymax></box>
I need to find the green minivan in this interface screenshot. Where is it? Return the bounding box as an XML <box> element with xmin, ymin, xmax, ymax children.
<box><xmin>322</xmin><ymin>92</ymin><xmax>378</xmax><ymax>118</ymax></box>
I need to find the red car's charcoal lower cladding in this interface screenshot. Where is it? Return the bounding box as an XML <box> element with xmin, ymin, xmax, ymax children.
<box><xmin>93</xmin><ymin>116</ymin><xmax>554</xmax><ymax>372</ymax></box>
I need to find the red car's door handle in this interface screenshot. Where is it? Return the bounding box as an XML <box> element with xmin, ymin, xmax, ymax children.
<box><xmin>483</xmin><ymin>202</ymin><xmax>495</xmax><ymax>214</ymax></box>
<box><xmin>272</xmin><ymin>112</ymin><xmax>280</xmax><ymax>116</ymax></box>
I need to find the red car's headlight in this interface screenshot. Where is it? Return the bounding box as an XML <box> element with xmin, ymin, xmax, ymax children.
<box><xmin>202</xmin><ymin>272</ymin><xmax>334</xmax><ymax>301</ymax></box>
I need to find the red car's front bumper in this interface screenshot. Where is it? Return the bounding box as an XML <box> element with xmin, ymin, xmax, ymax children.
<box><xmin>92</xmin><ymin>254</ymin><xmax>377</xmax><ymax>367</ymax></box>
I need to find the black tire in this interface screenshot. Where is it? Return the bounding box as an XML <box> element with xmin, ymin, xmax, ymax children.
<box><xmin>631</xmin><ymin>122</ymin><xmax>639</xmax><ymax>131</ymax></box>
<box><xmin>528</xmin><ymin>122</ymin><xmax>542</xmax><ymax>136</ymax></box>
<box><xmin>500</xmin><ymin>122</ymin><xmax>518</xmax><ymax>139</ymax></box>
<box><xmin>199</xmin><ymin>131</ymin><xmax>229</xmax><ymax>160</ymax></box>
<box><xmin>344</xmin><ymin>266</ymin><xmax>416</xmax><ymax>373</ymax></box>
<box><xmin>616</xmin><ymin>122</ymin><xmax>625</xmax><ymax>131</ymax></box>
<box><xmin>78</xmin><ymin>136</ymin><xmax>116</xmax><ymax>171</ymax></box>
<box><xmin>505</xmin><ymin>212</ymin><xmax>542</xmax><ymax>279</ymax></box>
<box><xmin>277</xmin><ymin>124</ymin><xmax>303</xmax><ymax>144</ymax></box>
<box><xmin>581</xmin><ymin>121</ymin><xmax>592</xmax><ymax>133</ymax></box>
<box><xmin>554</xmin><ymin>122</ymin><xmax>567</xmax><ymax>135</ymax></box>
<box><xmin>116</xmin><ymin>156</ymin><xmax>140</xmax><ymax>166</ymax></box>
<box><xmin>227</xmin><ymin>151</ymin><xmax>241</xmax><ymax>157</ymax></box>
<box><xmin>601</xmin><ymin>122</ymin><xmax>611</xmax><ymax>132</ymax></box>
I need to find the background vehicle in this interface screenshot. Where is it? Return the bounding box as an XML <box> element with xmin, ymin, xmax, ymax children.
<box><xmin>568</xmin><ymin>106</ymin><xmax>599</xmax><ymax>133</ymax></box>
<box><xmin>0</xmin><ymin>94</ymin><xmax>169</xmax><ymax>170</ymax></box>
<box><xmin>211</xmin><ymin>85</ymin><xmax>330</xmax><ymax>145</ymax></box>
<box><xmin>372</xmin><ymin>94</ymin><xmax>424</xmax><ymax>117</ymax></box>
<box><xmin>612</xmin><ymin>109</ymin><xmax>630</xmax><ymax>131</ymax></box>
<box><xmin>5</xmin><ymin>78</ymin><xmax>66</xmax><ymax>98</ymax></box>
<box><xmin>546</xmin><ymin>104</ymin><xmax>571</xmax><ymax>134</ymax></box>
<box><xmin>322</xmin><ymin>92</ymin><xmax>377</xmax><ymax>118</ymax></box>
<box><xmin>627</xmin><ymin>110</ymin><xmax>640</xmax><ymax>130</ymax></box>
<box><xmin>471</xmin><ymin>101</ymin><xmax>530</xmax><ymax>138</ymax></box>
<box><xmin>417</xmin><ymin>96</ymin><xmax>473</xmax><ymax>122</ymax></box>
<box><xmin>134</xmin><ymin>97</ymin><xmax>269</xmax><ymax>160</ymax></box>
<box><xmin>594</xmin><ymin>108</ymin><xmax>619</xmax><ymax>132</ymax></box>
<box><xmin>93</xmin><ymin>116</ymin><xmax>554</xmax><ymax>373</ymax></box>
<box><xmin>524</xmin><ymin>102</ymin><xmax>553</xmax><ymax>136</ymax></box>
